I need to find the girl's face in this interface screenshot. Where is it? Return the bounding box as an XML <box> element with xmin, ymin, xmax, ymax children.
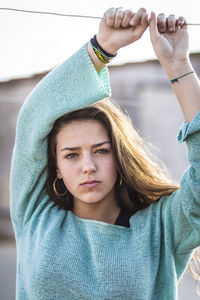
<box><xmin>56</xmin><ymin>119</ymin><xmax>118</xmax><ymax>209</ymax></box>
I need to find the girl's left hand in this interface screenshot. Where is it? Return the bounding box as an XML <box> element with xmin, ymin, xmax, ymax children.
<box><xmin>149</xmin><ymin>12</ymin><xmax>189</xmax><ymax>68</ymax></box>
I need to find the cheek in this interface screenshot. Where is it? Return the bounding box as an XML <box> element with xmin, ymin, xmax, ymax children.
<box><xmin>104</xmin><ymin>158</ymin><xmax>118</xmax><ymax>181</ymax></box>
<box><xmin>57</xmin><ymin>158</ymin><xmax>77</xmax><ymax>181</ymax></box>
<box><xmin>61</xmin><ymin>169</ymin><xmax>77</xmax><ymax>194</ymax></box>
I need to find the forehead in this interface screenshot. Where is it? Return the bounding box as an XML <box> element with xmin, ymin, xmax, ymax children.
<box><xmin>56</xmin><ymin>119</ymin><xmax>109</xmax><ymax>145</ymax></box>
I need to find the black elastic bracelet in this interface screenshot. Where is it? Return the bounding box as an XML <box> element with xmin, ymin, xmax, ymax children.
<box><xmin>91</xmin><ymin>35</ymin><xmax>117</xmax><ymax>58</ymax></box>
<box><xmin>170</xmin><ymin>71</ymin><xmax>194</xmax><ymax>84</ymax></box>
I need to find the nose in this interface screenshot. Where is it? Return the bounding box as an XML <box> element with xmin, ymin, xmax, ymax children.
<box><xmin>81</xmin><ymin>154</ymin><xmax>97</xmax><ymax>173</ymax></box>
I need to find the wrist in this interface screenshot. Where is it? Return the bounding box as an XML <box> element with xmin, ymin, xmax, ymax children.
<box><xmin>90</xmin><ymin>35</ymin><xmax>117</xmax><ymax>65</ymax></box>
<box><xmin>162</xmin><ymin>59</ymin><xmax>193</xmax><ymax>79</ymax></box>
<box><xmin>96</xmin><ymin>35</ymin><xmax>118</xmax><ymax>56</ymax></box>
<box><xmin>87</xmin><ymin>43</ymin><xmax>106</xmax><ymax>72</ymax></box>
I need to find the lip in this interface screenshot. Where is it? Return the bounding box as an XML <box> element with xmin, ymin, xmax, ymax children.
<box><xmin>81</xmin><ymin>180</ymin><xmax>100</xmax><ymax>188</ymax></box>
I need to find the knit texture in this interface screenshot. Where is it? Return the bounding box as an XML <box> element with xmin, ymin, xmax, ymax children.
<box><xmin>10</xmin><ymin>43</ymin><xmax>200</xmax><ymax>300</ymax></box>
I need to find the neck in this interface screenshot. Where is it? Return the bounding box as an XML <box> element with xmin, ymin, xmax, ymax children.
<box><xmin>72</xmin><ymin>197</ymin><xmax>120</xmax><ymax>225</ymax></box>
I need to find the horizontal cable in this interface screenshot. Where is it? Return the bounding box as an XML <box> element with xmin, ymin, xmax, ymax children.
<box><xmin>0</xmin><ymin>7</ymin><xmax>104</xmax><ymax>19</ymax></box>
<box><xmin>0</xmin><ymin>7</ymin><xmax>200</xmax><ymax>25</ymax></box>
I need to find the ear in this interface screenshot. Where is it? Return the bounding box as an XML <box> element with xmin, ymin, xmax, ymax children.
<box><xmin>56</xmin><ymin>169</ymin><xmax>62</xmax><ymax>179</ymax></box>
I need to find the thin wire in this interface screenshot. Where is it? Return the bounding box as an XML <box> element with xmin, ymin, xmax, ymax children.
<box><xmin>0</xmin><ymin>7</ymin><xmax>104</xmax><ymax>20</ymax></box>
<box><xmin>0</xmin><ymin>7</ymin><xmax>200</xmax><ymax>25</ymax></box>
<box><xmin>187</xmin><ymin>23</ymin><xmax>200</xmax><ymax>25</ymax></box>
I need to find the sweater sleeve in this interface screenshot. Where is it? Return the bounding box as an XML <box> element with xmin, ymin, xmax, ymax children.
<box><xmin>10</xmin><ymin>43</ymin><xmax>111</xmax><ymax>236</ymax></box>
<box><xmin>160</xmin><ymin>110</ymin><xmax>200</xmax><ymax>255</ymax></box>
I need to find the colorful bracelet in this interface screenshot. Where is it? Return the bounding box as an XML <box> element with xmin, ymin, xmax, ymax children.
<box><xmin>170</xmin><ymin>71</ymin><xmax>194</xmax><ymax>84</ymax></box>
<box><xmin>91</xmin><ymin>47</ymin><xmax>111</xmax><ymax>64</ymax></box>
<box><xmin>90</xmin><ymin>35</ymin><xmax>117</xmax><ymax>64</ymax></box>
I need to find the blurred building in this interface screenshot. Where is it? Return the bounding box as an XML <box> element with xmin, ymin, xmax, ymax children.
<box><xmin>0</xmin><ymin>53</ymin><xmax>200</xmax><ymax>299</ymax></box>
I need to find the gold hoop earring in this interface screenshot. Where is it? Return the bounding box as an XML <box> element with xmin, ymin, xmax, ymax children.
<box><xmin>53</xmin><ymin>177</ymin><xmax>67</xmax><ymax>197</ymax></box>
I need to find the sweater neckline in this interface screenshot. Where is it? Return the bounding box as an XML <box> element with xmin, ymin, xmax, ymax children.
<box><xmin>68</xmin><ymin>210</ymin><xmax>132</xmax><ymax>231</ymax></box>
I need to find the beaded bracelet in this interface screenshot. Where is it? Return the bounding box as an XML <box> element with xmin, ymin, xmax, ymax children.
<box><xmin>170</xmin><ymin>71</ymin><xmax>194</xmax><ymax>84</ymax></box>
<box><xmin>90</xmin><ymin>34</ymin><xmax>117</xmax><ymax>64</ymax></box>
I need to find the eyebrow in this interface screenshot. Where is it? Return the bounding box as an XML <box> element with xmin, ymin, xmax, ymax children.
<box><xmin>60</xmin><ymin>141</ymin><xmax>111</xmax><ymax>152</ymax></box>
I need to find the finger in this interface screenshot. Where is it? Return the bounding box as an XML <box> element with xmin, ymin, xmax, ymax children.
<box><xmin>121</xmin><ymin>9</ymin><xmax>134</xmax><ymax>28</ymax></box>
<box><xmin>167</xmin><ymin>14</ymin><xmax>176</xmax><ymax>32</ymax></box>
<box><xmin>141</xmin><ymin>13</ymin><xmax>149</xmax><ymax>27</ymax></box>
<box><xmin>114</xmin><ymin>7</ymin><xmax>125</xmax><ymax>28</ymax></box>
<box><xmin>177</xmin><ymin>16</ymin><xmax>187</xmax><ymax>29</ymax></box>
<box><xmin>130</xmin><ymin>7</ymin><xmax>146</xmax><ymax>26</ymax></box>
<box><xmin>149</xmin><ymin>11</ymin><xmax>160</xmax><ymax>42</ymax></box>
<box><xmin>104</xmin><ymin>7</ymin><xmax>116</xmax><ymax>27</ymax></box>
<box><xmin>135</xmin><ymin>13</ymin><xmax>149</xmax><ymax>38</ymax></box>
<box><xmin>157</xmin><ymin>13</ymin><xmax>167</xmax><ymax>33</ymax></box>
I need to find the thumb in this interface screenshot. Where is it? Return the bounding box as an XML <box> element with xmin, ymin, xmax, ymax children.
<box><xmin>149</xmin><ymin>11</ymin><xmax>159</xmax><ymax>42</ymax></box>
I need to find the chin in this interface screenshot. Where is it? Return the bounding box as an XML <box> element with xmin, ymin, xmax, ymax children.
<box><xmin>77</xmin><ymin>193</ymin><xmax>107</xmax><ymax>205</ymax></box>
<box><xmin>74</xmin><ymin>188</ymin><xmax>115</xmax><ymax>206</ymax></box>
<box><xmin>81</xmin><ymin>197</ymin><xmax>104</xmax><ymax>205</ymax></box>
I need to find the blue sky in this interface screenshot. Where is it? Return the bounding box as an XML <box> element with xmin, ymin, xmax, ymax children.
<box><xmin>0</xmin><ymin>0</ymin><xmax>200</xmax><ymax>81</ymax></box>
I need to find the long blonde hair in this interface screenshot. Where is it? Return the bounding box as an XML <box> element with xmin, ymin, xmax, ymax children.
<box><xmin>92</xmin><ymin>98</ymin><xmax>179</xmax><ymax>204</ymax></box>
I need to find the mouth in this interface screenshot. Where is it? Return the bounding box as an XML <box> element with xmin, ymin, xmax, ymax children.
<box><xmin>81</xmin><ymin>180</ymin><xmax>101</xmax><ymax>188</ymax></box>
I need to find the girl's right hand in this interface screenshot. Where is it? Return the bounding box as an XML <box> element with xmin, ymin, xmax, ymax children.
<box><xmin>96</xmin><ymin>7</ymin><xmax>149</xmax><ymax>55</ymax></box>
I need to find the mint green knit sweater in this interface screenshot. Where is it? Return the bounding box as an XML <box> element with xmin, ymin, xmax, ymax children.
<box><xmin>10</xmin><ymin>44</ymin><xmax>200</xmax><ymax>300</ymax></box>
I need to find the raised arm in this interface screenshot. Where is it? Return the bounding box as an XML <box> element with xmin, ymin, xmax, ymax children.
<box><xmin>10</xmin><ymin>7</ymin><xmax>149</xmax><ymax>235</ymax></box>
<box><xmin>149</xmin><ymin>11</ymin><xmax>200</xmax><ymax>122</ymax></box>
<box><xmin>148</xmin><ymin>12</ymin><xmax>200</xmax><ymax>256</ymax></box>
